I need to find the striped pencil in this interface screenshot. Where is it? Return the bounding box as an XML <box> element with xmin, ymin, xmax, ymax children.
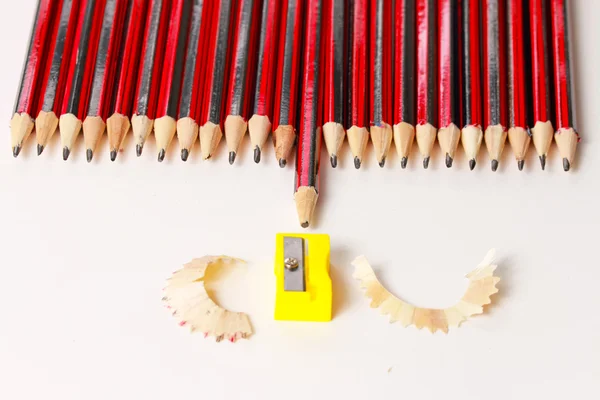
<box><xmin>461</xmin><ymin>0</ymin><xmax>483</xmax><ymax>170</ymax></box>
<box><xmin>107</xmin><ymin>0</ymin><xmax>148</xmax><ymax>161</ymax></box>
<box><xmin>248</xmin><ymin>0</ymin><xmax>280</xmax><ymax>163</ymax></box>
<box><xmin>550</xmin><ymin>0</ymin><xmax>579</xmax><ymax>171</ymax></box>
<box><xmin>131</xmin><ymin>0</ymin><xmax>170</xmax><ymax>156</ymax></box>
<box><xmin>83</xmin><ymin>0</ymin><xmax>129</xmax><ymax>162</ymax></box>
<box><xmin>346</xmin><ymin>0</ymin><xmax>368</xmax><ymax>169</ymax></box>
<box><xmin>177</xmin><ymin>0</ymin><xmax>210</xmax><ymax>161</ymax></box>
<box><xmin>35</xmin><ymin>0</ymin><xmax>79</xmax><ymax>156</ymax></box>
<box><xmin>224</xmin><ymin>0</ymin><xmax>262</xmax><ymax>165</ymax></box>
<box><xmin>11</xmin><ymin>0</ymin><xmax>56</xmax><ymax>157</ymax></box>
<box><xmin>482</xmin><ymin>0</ymin><xmax>508</xmax><ymax>172</ymax></box>
<box><xmin>198</xmin><ymin>0</ymin><xmax>233</xmax><ymax>160</ymax></box>
<box><xmin>369</xmin><ymin>0</ymin><xmax>393</xmax><ymax>168</ymax></box>
<box><xmin>154</xmin><ymin>0</ymin><xmax>193</xmax><ymax>162</ymax></box>
<box><xmin>295</xmin><ymin>0</ymin><xmax>322</xmax><ymax>228</ymax></box>
<box><xmin>272</xmin><ymin>0</ymin><xmax>303</xmax><ymax>168</ymax></box>
<box><xmin>393</xmin><ymin>0</ymin><xmax>416</xmax><ymax>169</ymax></box>
<box><xmin>529</xmin><ymin>0</ymin><xmax>554</xmax><ymax>170</ymax></box>
<box><xmin>415</xmin><ymin>0</ymin><xmax>437</xmax><ymax>169</ymax></box>
<box><xmin>437</xmin><ymin>0</ymin><xmax>461</xmax><ymax>168</ymax></box>
<box><xmin>59</xmin><ymin>0</ymin><xmax>106</xmax><ymax>160</ymax></box>
<box><xmin>322</xmin><ymin>0</ymin><xmax>346</xmax><ymax>168</ymax></box>
<box><xmin>506</xmin><ymin>0</ymin><xmax>531</xmax><ymax>170</ymax></box>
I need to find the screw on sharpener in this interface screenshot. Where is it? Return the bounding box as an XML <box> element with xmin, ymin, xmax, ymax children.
<box><xmin>283</xmin><ymin>237</ymin><xmax>305</xmax><ymax>292</ymax></box>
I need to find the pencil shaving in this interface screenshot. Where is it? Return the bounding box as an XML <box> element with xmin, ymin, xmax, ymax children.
<box><xmin>352</xmin><ymin>249</ymin><xmax>500</xmax><ymax>333</ymax></box>
<box><xmin>163</xmin><ymin>256</ymin><xmax>252</xmax><ymax>342</ymax></box>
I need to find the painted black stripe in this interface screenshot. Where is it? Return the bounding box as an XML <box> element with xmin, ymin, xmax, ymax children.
<box><xmin>165</xmin><ymin>0</ymin><xmax>192</xmax><ymax>118</ymax></box>
<box><xmin>462</xmin><ymin>0</ymin><xmax>473</xmax><ymax>125</ymax></box>
<box><xmin>425</xmin><ymin>0</ymin><xmax>436</xmax><ymax>124</ymax></box>
<box><xmin>278</xmin><ymin>0</ymin><xmax>299</xmax><ymax>125</ymax></box>
<box><xmin>208</xmin><ymin>1</ymin><xmax>232</xmax><ymax>124</ymax></box>
<box><xmin>229</xmin><ymin>0</ymin><xmax>254</xmax><ymax>116</ymax></box>
<box><xmin>41</xmin><ymin>0</ymin><xmax>74</xmax><ymax>112</ymax></box>
<box><xmin>449</xmin><ymin>0</ymin><xmax>459</xmax><ymax>125</ymax></box>
<box><xmin>307</xmin><ymin>0</ymin><xmax>322</xmax><ymax>188</ymax></box>
<box><xmin>372</xmin><ymin>0</ymin><xmax>384</xmax><ymax>125</ymax></box>
<box><xmin>135</xmin><ymin>0</ymin><xmax>163</xmax><ymax>115</ymax></box>
<box><xmin>541</xmin><ymin>0</ymin><xmax>553</xmax><ymax>123</ymax></box>
<box><xmin>506</xmin><ymin>0</ymin><xmax>515</xmax><ymax>126</ymax></box>
<box><xmin>14</xmin><ymin>0</ymin><xmax>43</xmax><ymax>113</ymax></box>
<box><xmin>88</xmin><ymin>0</ymin><xmax>117</xmax><ymax>116</ymax></box>
<box><xmin>252</xmin><ymin>0</ymin><xmax>269</xmax><ymax>112</ymax></box>
<box><xmin>343</xmin><ymin>0</ymin><xmax>352</xmax><ymax>128</ymax></box>
<box><xmin>523</xmin><ymin>0</ymin><xmax>533</xmax><ymax>128</ymax></box>
<box><xmin>332</xmin><ymin>0</ymin><xmax>344</xmax><ymax>122</ymax></box>
<box><xmin>563</xmin><ymin>0</ymin><xmax>573</xmax><ymax>126</ymax></box>
<box><xmin>487</xmin><ymin>0</ymin><xmax>501</xmax><ymax>125</ymax></box>
<box><xmin>179</xmin><ymin>0</ymin><xmax>203</xmax><ymax>119</ymax></box>
<box><xmin>65</xmin><ymin>0</ymin><xmax>97</xmax><ymax>114</ymax></box>
<box><xmin>402</xmin><ymin>0</ymin><xmax>416</xmax><ymax>124</ymax></box>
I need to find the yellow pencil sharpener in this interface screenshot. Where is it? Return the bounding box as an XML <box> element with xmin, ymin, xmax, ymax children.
<box><xmin>274</xmin><ymin>233</ymin><xmax>332</xmax><ymax>322</ymax></box>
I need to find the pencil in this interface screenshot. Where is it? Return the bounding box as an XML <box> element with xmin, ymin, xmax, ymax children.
<box><xmin>107</xmin><ymin>0</ymin><xmax>148</xmax><ymax>161</ymax></box>
<box><xmin>83</xmin><ymin>0</ymin><xmax>129</xmax><ymax>162</ymax></box>
<box><xmin>550</xmin><ymin>0</ymin><xmax>579</xmax><ymax>171</ymax></box>
<box><xmin>322</xmin><ymin>0</ymin><xmax>346</xmax><ymax>168</ymax></box>
<box><xmin>529</xmin><ymin>0</ymin><xmax>554</xmax><ymax>170</ymax></box>
<box><xmin>295</xmin><ymin>0</ymin><xmax>322</xmax><ymax>228</ymax></box>
<box><xmin>272</xmin><ymin>0</ymin><xmax>303</xmax><ymax>167</ymax></box>
<box><xmin>59</xmin><ymin>0</ymin><xmax>106</xmax><ymax>160</ymax></box>
<box><xmin>393</xmin><ymin>0</ymin><xmax>416</xmax><ymax>169</ymax></box>
<box><xmin>506</xmin><ymin>0</ymin><xmax>531</xmax><ymax>170</ymax></box>
<box><xmin>369</xmin><ymin>0</ymin><xmax>393</xmax><ymax>168</ymax></box>
<box><xmin>198</xmin><ymin>0</ymin><xmax>233</xmax><ymax>160</ymax></box>
<box><xmin>437</xmin><ymin>0</ymin><xmax>461</xmax><ymax>168</ymax></box>
<box><xmin>131</xmin><ymin>0</ymin><xmax>170</xmax><ymax>156</ymax></box>
<box><xmin>415</xmin><ymin>0</ymin><xmax>437</xmax><ymax>169</ymax></box>
<box><xmin>11</xmin><ymin>0</ymin><xmax>56</xmax><ymax>157</ymax></box>
<box><xmin>346</xmin><ymin>0</ymin><xmax>368</xmax><ymax>169</ymax></box>
<box><xmin>248</xmin><ymin>0</ymin><xmax>280</xmax><ymax>163</ymax></box>
<box><xmin>35</xmin><ymin>0</ymin><xmax>79</xmax><ymax>156</ymax></box>
<box><xmin>461</xmin><ymin>0</ymin><xmax>483</xmax><ymax>170</ymax></box>
<box><xmin>154</xmin><ymin>0</ymin><xmax>193</xmax><ymax>162</ymax></box>
<box><xmin>482</xmin><ymin>0</ymin><xmax>507</xmax><ymax>172</ymax></box>
<box><xmin>177</xmin><ymin>0</ymin><xmax>210</xmax><ymax>161</ymax></box>
<box><xmin>224</xmin><ymin>0</ymin><xmax>262</xmax><ymax>165</ymax></box>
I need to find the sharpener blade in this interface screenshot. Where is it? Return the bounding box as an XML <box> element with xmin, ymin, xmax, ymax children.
<box><xmin>283</xmin><ymin>237</ymin><xmax>306</xmax><ymax>292</ymax></box>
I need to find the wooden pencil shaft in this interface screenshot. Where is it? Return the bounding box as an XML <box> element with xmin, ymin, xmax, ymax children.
<box><xmin>347</xmin><ymin>0</ymin><xmax>368</xmax><ymax>129</ymax></box>
<box><xmin>462</xmin><ymin>0</ymin><xmax>482</xmax><ymax>127</ymax></box>
<box><xmin>394</xmin><ymin>0</ymin><xmax>416</xmax><ymax>125</ymax></box>
<box><xmin>438</xmin><ymin>0</ymin><xmax>460</xmax><ymax>128</ymax></box>
<box><xmin>482</xmin><ymin>0</ymin><xmax>507</xmax><ymax>128</ymax></box>
<box><xmin>506</xmin><ymin>0</ymin><xmax>528</xmax><ymax>129</ymax></box>
<box><xmin>416</xmin><ymin>0</ymin><xmax>436</xmax><ymax>126</ymax></box>
<box><xmin>551</xmin><ymin>0</ymin><xmax>575</xmax><ymax>130</ymax></box>
<box><xmin>370</xmin><ymin>0</ymin><xmax>392</xmax><ymax>126</ymax></box>
<box><xmin>323</xmin><ymin>0</ymin><xmax>344</xmax><ymax>124</ymax></box>
<box><xmin>253</xmin><ymin>0</ymin><xmax>280</xmax><ymax>117</ymax></box>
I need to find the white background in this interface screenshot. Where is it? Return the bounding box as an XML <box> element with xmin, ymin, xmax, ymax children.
<box><xmin>1</xmin><ymin>1</ymin><xmax>599</xmax><ymax>399</ymax></box>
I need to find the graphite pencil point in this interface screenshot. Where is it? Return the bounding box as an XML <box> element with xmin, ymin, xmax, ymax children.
<box><xmin>63</xmin><ymin>147</ymin><xmax>70</xmax><ymax>161</ymax></box>
<box><xmin>354</xmin><ymin>157</ymin><xmax>361</xmax><ymax>169</ymax></box>
<box><xmin>423</xmin><ymin>156</ymin><xmax>430</xmax><ymax>169</ymax></box>
<box><xmin>253</xmin><ymin>147</ymin><xmax>261</xmax><ymax>163</ymax></box>
<box><xmin>181</xmin><ymin>148</ymin><xmax>189</xmax><ymax>162</ymax></box>
<box><xmin>469</xmin><ymin>159</ymin><xmax>476</xmax><ymax>170</ymax></box>
<box><xmin>136</xmin><ymin>144</ymin><xmax>143</xmax><ymax>157</ymax></box>
<box><xmin>378</xmin><ymin>158</ymin><xmax>386</xmax><ymax>168</ymax></box>
<box><xmin>13</xmin><ymin>146</ymin><xmax>21</xmax><ymax>158</ymax></box>
<box><xmin>540</xmin><ymin>154</ymin><xmax>546</xmax><ymax>170</ymax></box>
<box><xmin>563</xmin><ymin>158</ymin><xmax>570</xmax><ymax>172</ymax></box>
<box><xmin>330</xmin><ymin>154</ymin><xmax>337</xmax><ymax>168</ymax></box>
<box><xmin>229</xmin><ymin>151</ymin><xmax>236</xmax><ymax>165</ymax></box>
<box><xmin>86</xmin><ymin>149</ymin><xmax>93</xmax><ymax>163</ymax></box>
<box><xmin>517</xmin><ymin>159</ymin><xmax>524</xmax><ymax>171</ymax></box>
<box><xmin>279</xmin><ymin>158</ymin><xmax>286</xmax><ymax>168</ymax></box>
<box><xmin>491</xmin><ymin>159</ymin><xmax>499</xmax><ymax>171</ymax></box>
<box><xmin>445</xmin><ymin>153</ymin><xmax>453</xmax><ymax>168</ymax></box>
<box><xmin>301</xmin><ymin>222</ymin><xmax>309</xmax><ymax>229</ymax></box>
<box><xmin>401</xmin><ymin>157</ymin><xmax>408</xmax><ymax>169</ymax></box>
<box><xmin>110</xmin><ymin>150</ymin><xmax>117</xmax><ymax>162</ymax></box>
<box><xmin>37</xmin><ymin>144</ymin><xmax>44</xmax><ymax>156</ymax></box>
<box><xmin>158</xmin><ymin>149</ymin><xmax>166</xmax><ymax>162</ymax></box>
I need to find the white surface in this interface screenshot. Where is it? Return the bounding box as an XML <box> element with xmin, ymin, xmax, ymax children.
<box><xmin>1</xmin><ymin>1</ymin><xmax>599</xmax><ymax>399</ymax></box>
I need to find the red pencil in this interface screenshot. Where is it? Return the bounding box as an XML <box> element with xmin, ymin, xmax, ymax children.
<box><xmin>272</xmin><ymin>0</ymin><xmax>303</xmax><ymax>167</ymax></box>
<box><xmin>346</xmin><ymin>0</ymin><xmax>368</xmax><ymax>169</ymax></box>
<box><xmin>248</xmin><ymin>0</ymin><xmax>280</xmax><ymax>163</ymax></box>
<box><xmin>295</xmin><ymin>0</ymin><xmax>322</xmax><ymax>228</ymax></box>
<box><xmin>550</xmin><ymin>0</ymin><xmax>579</xmax><ymax>171</ymax></box>
<box><xmin>11</xmin><ymin>0</ymin><xmax>57</xmax><ymax>157</ymax></box>
<box><xmin>415</xmin><ymin>0</ymin><xmax>437</xmax><ymax>169</ymax></box>
<box><xmin>529</xmin><ymin>0</ymin><xmax>554</xmax><ymax>170</ymax></box>
<box><xmin>322</xmin><ymin>0</ymin><xmax>346</xmax><ymax>168</ymax></box>
<box><xmin>106</xmin><ymin>0</ymin><xmax>148</xmax><ymax>161</ymax></box>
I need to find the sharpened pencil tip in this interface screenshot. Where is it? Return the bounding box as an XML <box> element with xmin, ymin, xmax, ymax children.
<box><xmin>330</xmin><ymin>154</ymin><xmax>337</xmax><ymax>168</ymax></box>
<box><xmin>491</xmin><ymin>159</ymin><xmax>499</xmax><ymax>171</ymax></box>
<box><xmin>158</xmin><ymin>149</ymin><xmax>165</xmax><ymax>162</ymax></box>
<box><xmin>181</xmin><ymin>148</ymin><xmax>189</xmax><ymax>161</ymax></box>
<box><xmin>540</xmin><ymin>155</ymin><xmax>546</xmax><ymax>170</ymax></box>
<box><xmin>110</xmin><ymin>150</ymin><xmax>117</xmax><ymax>162</ymax></box>
<box><xmin>563</xmin><ymin>158</ymin><xmax>570</xmax><ymax>171</ymax></box>
<box><xmin>63</xmin><ymin>147</ymin><xmax>70</xmax><ymax>161</ymax></box>
<box><xmin>423</xmin><ymin>156</ymin><xmax>430</xmax><ymax>169</ymax></box>
<box><xmin>12</xmin><ymin>146</ymin><xmax>21</xmax><ymax>158</ymax></box>
<box><xmin>301</xmin><ymin>221</ymin><xmax>309</xmax><ymax>228</ymax></box>
<box><xmin>354</xmin><ymin>157</ymin><xmax>361</xmax><ymax>169</ymax></box>
<box><xmin>445</xmin><ymin>153</ymin><xmax>453</xmax><ymax>168</ymax></box>
<box><xmin>378</xmin><ymin>157</ymin><xmax>385</xmax><ymax>168</ymax></box>
<box><xmin>517</xmin><ymin>159</ymin><xmax>524</xmax><ymax>171</ymax></box>
<box><xmin>136</xmin><ymin>144</ymin><xmax>143</xmax><ymax>157</ymax></box>
<box><xmin>229</xmin><ymin>151</ymin><xmax>236</xmax><ymax>165</ymax></box>
<box><xmin>469</xmin><ymin>159</ymin><xmax>476</xmax><ymax>170</ymax></box>
<box><xmin>279</xmin><ymin>158</ymin><xmax>286</xmax><ymax>168</ymax></box>
<box><xmin>86</xmin><ymin>149</ymin><xmax>93</xmax><ymax>162</ymax></box>
<box><xmin>37</xmin><ymin>144</ymin><xmax>44</xmax><ymax>156</ymax></box>
<box><xmin>401</xmin><ymin>157</ymin><xmax>408</xmax><ymax>169</ymax></box>
<box><xmin>253</xmin><ymin>147</ymin><xmax>261</xmax><ymax>163</ymax></box>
